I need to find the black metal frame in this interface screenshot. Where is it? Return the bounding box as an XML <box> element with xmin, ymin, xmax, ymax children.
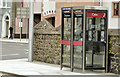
<box><xmin>84</xmin><ymin>9</ymin><xmax>108</xmax><ymax>70</ymax></box>
<box><xmin>73</xmin><ymin>10</ymin><xmax>84</xmax><ymax>70</ymax></box>
<box><xmin>61</xmin><ymin>8</ymin><xmax>72</xmax><ymax>70</ymax></box>
<box><xmin>60</xmin><ymin>9</ymin><xmax>63</xmax><ymax>70</ymax></box>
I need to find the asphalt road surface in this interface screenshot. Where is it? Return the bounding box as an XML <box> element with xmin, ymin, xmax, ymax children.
<box><xmin>0</xmin><ymin>41</ymin><xmax>28</xmax><ymax>60</ymax></box>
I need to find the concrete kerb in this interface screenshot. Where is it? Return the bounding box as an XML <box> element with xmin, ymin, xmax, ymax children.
<box><xmin>0</xmin><ymin>40</ymin><xmax>2</xmax><ymax>60</ymax></box>
<box><xmin>0</xmin><ymin>71</ymin><xmax>26</xmax><ymax>77</ymax></box>
<box><xmin>33</xmin><ymin>61</ymin><xmax>119</xmax><ymax>76</ymax></box>
<box><xmin>0</xmin><ymin>39</ymin><xmax>28</xmax><ymax>44</ymax></box>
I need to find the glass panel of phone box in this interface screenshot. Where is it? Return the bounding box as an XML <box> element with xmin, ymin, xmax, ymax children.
<box><xmin>62</xmin><ymin>10</ymin><xmax>71</xmax><ymax>66</ymax></box>
<box><xmin>86</xmin><ymin>13</ymin><xmax>106</xmax><ymax>68</ymax></box>
<box><xmin>73</xmin><ymin>10</ymin><xmax>83</xmax><ymax>68</ymax></box>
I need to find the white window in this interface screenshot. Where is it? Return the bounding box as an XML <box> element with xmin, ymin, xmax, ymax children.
<box><xmin>0</xmin><ymin>0</ymin><xmax>7</xmax><ymax>7</ymax></box>
<box><xmin>3</xmin><ymin>0</ymin><xmax>7</xmax><ymax>7</ymax></box>
<box><xmin>43</xmin><ymin>0</ymin><xmax>56</xmax><ymax>16</ymax></box>
<box><xmin>0</xmin><ymin>0</ymin><xmax>2</xmax><ymax>7</ymax></box>
<box><xmin>112</xmin><ymin>2</ymin><xmax>120</xmax><ymax>17</ymax></box>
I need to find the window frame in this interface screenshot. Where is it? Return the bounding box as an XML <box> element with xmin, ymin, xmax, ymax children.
<box><xmin>112</xmin><ymin>2</ymin><xmax>120</xmax><ymax>18</ymax></box>
<box><xmin>113</xmin><ymin>3</ymin><xmax>119</xmax><ymax>16</ymax></box>
<box><xmin>0</xmin><ymin>0</ymin><xmax>2</xmax><ymax>7</ymax></box>
<box><xmin>1</xmin><ymin>0</ymin><xmax>7</xmax><ymax>8</ymax></box>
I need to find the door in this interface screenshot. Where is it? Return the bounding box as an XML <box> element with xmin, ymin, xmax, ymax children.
<box><xmin>6</xmin><ymin>21</ymin><xmax>9</xmax><ymax>37</ymax></box>
<box><xmin>85</xmin><ymin>10</ymin><xmax>107</xmax><ymax>70</ymax></box>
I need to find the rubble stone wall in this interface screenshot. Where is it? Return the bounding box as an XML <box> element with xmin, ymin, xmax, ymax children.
<box><xmin>33</xmin><ymin>20</ymin><xmax>61</xmax><ymax>64</ymax></box>
<box><xmin>109</xmin><ymin>35</ymin><xmax>120</xmax><ymax>74</ymax></box>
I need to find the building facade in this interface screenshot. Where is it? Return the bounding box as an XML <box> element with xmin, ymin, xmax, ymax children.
<box><xmin>2</xmin><ymin>0</ymin><xmax>120</xmax><ymax>38</ymax></box>
<box><xmin>12</xmin><ymin>0</ymin><xmax>41</xmax><ymax>38</ymax></box>
<box><xmin>11</xmin><ymin>0</ymin><xmax>107</xmax><ymax>38</ymax></box>
<box><xmin>103</xmin><ymin>0</ymin><xmax>120</xmax><ymax>35</ymax></box>
<box><xmin>0</xmin><ymin>0</ymin><xmax>12</xmax><ymax>38</ymax></box>
<box><xmin>41</xmin><ymin>0</ymin><xmax>101</xmax><ymax>27</ymax></box>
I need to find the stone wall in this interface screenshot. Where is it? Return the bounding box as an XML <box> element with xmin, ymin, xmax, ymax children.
<box><xmin>109</xmin><ymin>35</ymin><xmax>120</xmax><ymax>74</ymax></box>
<box><xmin>33</xmin><ymin>20</ymin><xmax>61</xmax><ymax>64</ymax></box>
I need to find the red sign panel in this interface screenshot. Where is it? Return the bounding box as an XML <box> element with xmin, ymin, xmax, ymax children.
<box><xmin>60</xmin><ymin>40</ymin><xmax>83</xmax><ymax>46</ymax></box>
<box><xmin>60</xmin><ymin>40</ymin><xmax>71</xmax><ymax>45</ymax></box>
<box><xmin>87</xmin><ymin>12</ymin><xmax>106</xmax><ymax>18</ymax></box>
<box><xmin>73</xmin><ymin>41</ymin><xmax>83</xmax><ymax>46</ymax></box>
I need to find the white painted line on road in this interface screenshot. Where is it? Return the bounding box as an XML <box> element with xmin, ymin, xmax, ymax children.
<box><xmin>25</xmin><ymin>52</ymin><xmax>28</xmax><ymax>54</ymax></box>
<box><xmin>25</xmin><ymin>49</ymin><xmax>29</xmax><ymax>54</ymax></box>
<box><xmin>20</xmin><ymin>44</ymin><xmax>24</xmax><ymax>45</ymax></box>
<box><xmin>1</xmin><ymin>54</ymin><xmax>20</xmax><ymax>56</ymax></box>
<box><xmin>0</xmin><ymin>39</ymin><xmax>29</xmax><ymax>44</ymax></box>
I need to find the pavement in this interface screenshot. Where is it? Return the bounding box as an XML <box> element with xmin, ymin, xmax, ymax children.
<box><xmin>0</xmin><ymin>38</ymin><xmax>28</xmax><ymax>43</ymax></box>
<box><xmin>0</xmin><ymin>59</ymin><xmax>119</xmax><ymax>76</ymax></box>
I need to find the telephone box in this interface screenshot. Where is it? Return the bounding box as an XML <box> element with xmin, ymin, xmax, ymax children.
<box><xmin>61</xmin><ymin>6</ymin><xmax>108</xmax><ymax>72</ymax></box>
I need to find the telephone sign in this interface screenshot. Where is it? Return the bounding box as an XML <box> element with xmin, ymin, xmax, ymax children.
<box><xmin>87</xmin><ymin>12</ymin><xmax>106</xmax><ymax>18</ymax></box>
<box><xmin>62</xmin><ymin>7</ymin><xmax>72</xmax><ymax>10</ymax></box>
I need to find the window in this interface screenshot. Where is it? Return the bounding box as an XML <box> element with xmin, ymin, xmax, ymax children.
<box><xmin>2</xmin><ymin>0</ymin><xmax>7</xmax><ymax>7</ymax></box>
<box><xmin>114</xmin><ymin>3</ymin><xmax>119</xmax><ymax>16</ymax></box>
<box><xmin>0</xmin><ymin>0</ymin><xmax>2</xmax><ymax>7</ymax></box>
<box><xmin>112</xmin><ymin>2</ymin><xmax>120</xmax><ymax>17</ymax></box>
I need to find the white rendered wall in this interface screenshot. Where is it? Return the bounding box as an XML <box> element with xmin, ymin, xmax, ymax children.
<box><xmin>103</xmin><ymin>0</ymin><xmax>120</xmax><ymax>29</ymax></box>
<box><xmin>43</xmin><ymin>0</ymin><xmax>56</xmax><ymax>16</ymax></box>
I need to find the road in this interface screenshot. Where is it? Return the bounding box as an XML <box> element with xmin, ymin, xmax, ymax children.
<box><xmin>0</xmin><ymin>41</ymin><xmax>28</xmax><ymax>60</ymax></box>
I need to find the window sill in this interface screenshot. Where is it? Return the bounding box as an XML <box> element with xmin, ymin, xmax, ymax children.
<box><xmin>112</xmin><ymin>15</ymin><xmax>120</xmax><ymax>18</ymax></box>
<box><xmin>0</xmin><ymin>7</ymin><xmax>11</xmax><ymax>9</ymax></box>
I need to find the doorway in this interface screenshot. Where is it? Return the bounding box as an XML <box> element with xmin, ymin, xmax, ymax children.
<box><xmin>2</xmin><ymin>13</ymin><xmax>10</xmax><ymax>38</ymax></box>
<box><xmin>46</xmin><ymin>17</ymin><xmax>55</xmax><ymax>27</ymax></box>
<box><xmin>5</xmin><ymin>16</ymin><xmax>9</xmax><ymax>37</ymax></box>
